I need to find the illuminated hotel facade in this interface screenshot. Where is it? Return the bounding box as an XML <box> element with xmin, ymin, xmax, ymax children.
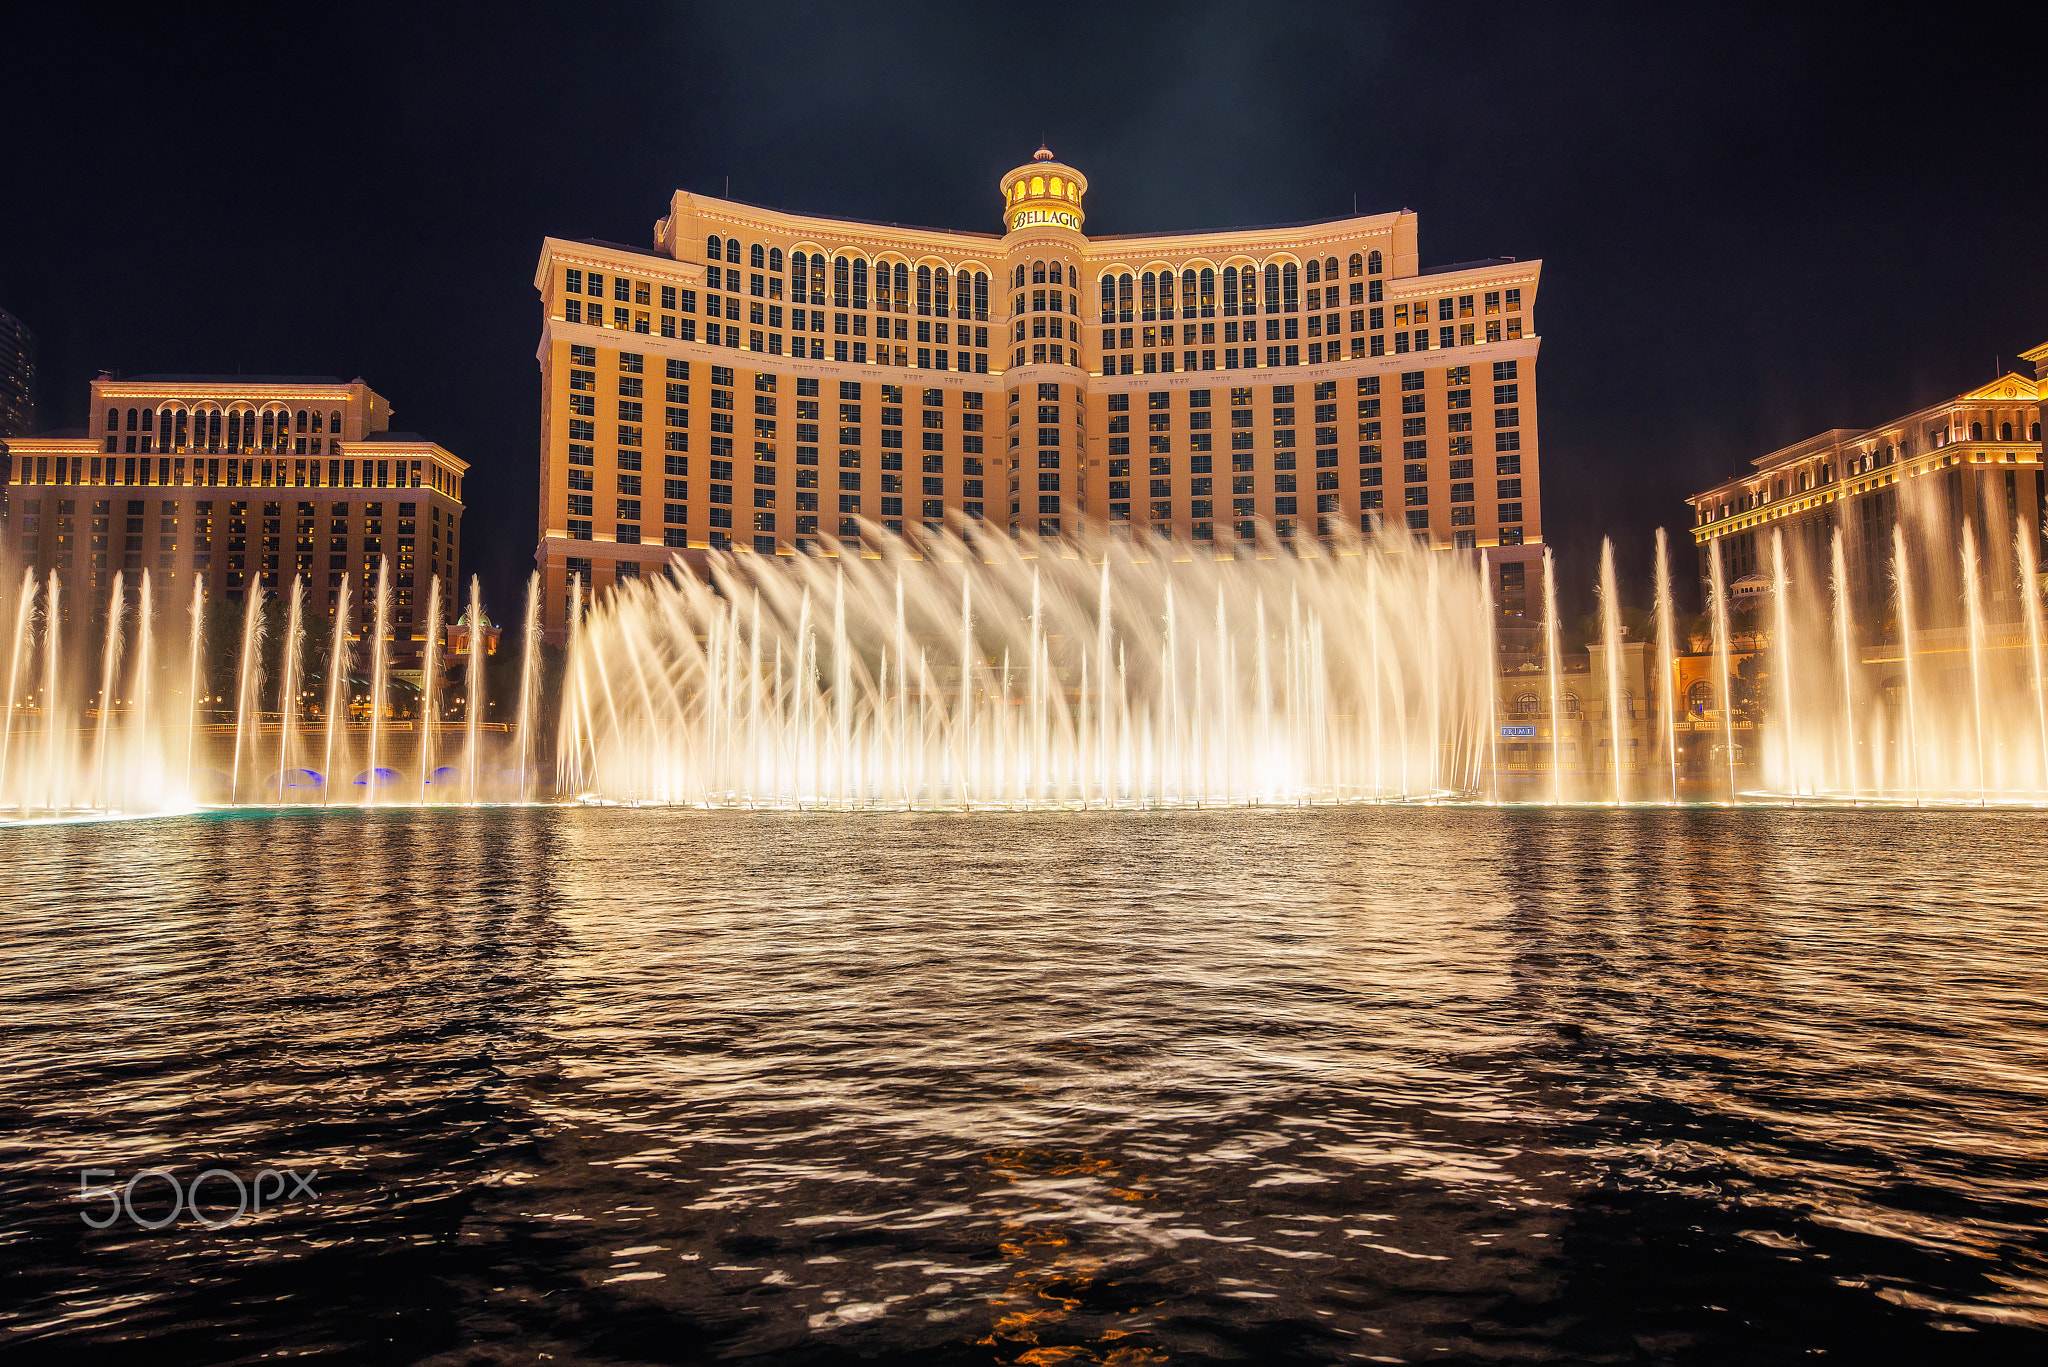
<box><xmin>531</xmin><ymin>148</ymin><xmax>1543</xmax><ymax>641</ymax></box>
<box><xmin>2</xmin><ymin>375</ymin><xmax>467</xmax><ymax>649</ymax></box>
<box><xmin>1687</xmin><ymin>348</ymin><xmax>2046</xmax><ymax>615</ymax></box>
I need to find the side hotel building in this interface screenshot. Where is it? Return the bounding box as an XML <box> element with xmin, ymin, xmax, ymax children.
<box><xmin>531</xmin><ymin>148</ymin><xmax>1542</xmax><ymax>641</ymax></box>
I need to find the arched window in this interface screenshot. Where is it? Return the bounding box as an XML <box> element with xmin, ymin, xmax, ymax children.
<box><xmin>1367</xmin><ymin>250</ymin><xmax>1382</xmax><ymax>275</ymax></box>
<box><xmin>1264</xmin><ymin>263</ymin><xmax>1280</xmax><ymax>314</ymax></box>
<box><xmin>934</xmin><ymin>266</ymin><xmax>950</xmax><ymax>316</ymax></box>
<box><xmin>140</xmin><ymin>408</ymin><xmax>154</xmax><ymax>433</ymax></box>
<box><xmin>1116</xmin><ymin>273</ymin><xmax>1133</xmax><ymax>322</ymax></box>
<box><xmin>1140</xmin><ymin>272</ymin><xmax>1157</xmax><ymax>321</ymax></box>
<box><xmin>1617</xmin><ymin>691</ymin><xmax>1635</xmax><ymax>720</ymax></box>
<box><xmin>1222</xmin><ymin>266</ymin><xmax>1239</xmax><ymax>315</ymax></box>
<box><xmin>1049</xmin><ymin>176</ymin><xmax>1063</xmax><ymax>197</ymax></box>
<box><xmin>105</xmin><ymin>406</ymin><xmax>118</xmax><ymax>430</ymax></box>
<box><xmin>125</xmin><ymin>407</ymin><xmax>137</xmax><ymax>430</ymax></box>
<box><xmin>892</xmin><ymin>262</ymin><xmax>908</xmax><ymax>313</ymax></box>
<box><xmin>1099</xmin><ymin>274</ymin><xmax>1116</xmax><ymax>319</ymax></box>
<box><xmin>1349</xmin><ymin>253</ymin><xmax>1364</xmax><ymax>277</ymax></box>
<box><xmin>1687</xmin><ymin>681</ymin><xmax>1713</xmax><ymax>717</ymax></box>
<box><xmin>750</xmin><ymin>243</ymin><xmax>765</xmax><ymax>268</ymax></box>
<box><xmin>1971</xmin><ymin>421</ymin><xmax>1983</xmax><ymax>440</ymax></box>
<box><xmin>1515</xmin><ymin>693</ymin><xmax>1540</xmax><ymax>715</ymax></box>
<box><xmin>1033</xmin><ymin>260</ymin><xmax>1047</xmax><ymax>284</ymax></box>
<box><xmin>790</xmin><ymin>251</ymin><xmax>808</xmax><ymax>302</ymax></box>
<box><xmin>1559</xmin><ymin>693</ymin><xmax>1581</xmax><ymax>717</ymax></box>
<box><xmin>261</xmin><ymin>411</ymin><xmax>275</xmax><ymax>446</ymax></box>
<box><xmin>707</xmin><ymin>236</ymin><xmax>722</xmax><ymax>261</ymax></box>
<box><xmin>725</xmin><ymin>238</ymin><xmax>740</xmax><ymax>264</ymax></box>
<box><xmin>873</xmin><ymin>261</ymin><xmax>892</xmax><ymax>311</ymax></box>
<box><xmin>1281</xmin><ymin>262</ymin><xmax>1299</xmax><ymax>311</ymax></box>
<box><xmin>226</xmin><ymin>411</ymin><xmax>241</xmax><ymax>449</ymax></box>
<box><xmin>1029</xmin><ymin>175</ymin><xmax>1044</xmax><ymax>197</ymax></box>
<box><xmin>813</xmin><ymin>255</ymin><xmax>827</xmax><ymax>304</ymax></box>
<box><xmin>329</xmin><ymin>410</ymin><xmax>342</xmax><ymax>434</ymax></box>
<box><xmin>1182</xmin><ymin>268</ymin><xmax>1197</xmax><ymax>316</ymax></box>
<box><xmin>296</xmin><ymin>409</ymin><xmax>309</xmax><ymax>432</ymax></box>
<box><xmin>768</xmin><ymin>247</ymin><xmax>783</xmax><ymax>273</ymax></box>
<box><xmin>1049</xmin><ymin>260</ymin><xmax>1063</xmax><ymax>285</ymax></box>
<box><xmin>1324</xmin><ymin>256</ymin><xmax>1339</xmax><ymax>278</ymax></box>
<box><xmin>1305</xmin><ymin>259</ymin><xmax>1321</xmax><ymax>284</ymax></box>
<box><xmin>916</xmin><ymin>265</ymin><xmax>933</xmax><ymax>315</ymax></box>
<box><xmin>2001</xmin><ymin>421</ymin><xmax>2012</xmax><ymax>441</ymax></box>
<box><xmin>1199</xmin><ymin>267</ymin><xmax>1215</xmax><ymax>317</ymax></box>
<box><xmin>1014</xmin><ymin>263</ymin><xmax>1026</xmax><ymax>288</ymax></box>
<box><xmin>850</xmin><ymin>258</ymin><xmax>867</xmax><ymax>310</ymax></box>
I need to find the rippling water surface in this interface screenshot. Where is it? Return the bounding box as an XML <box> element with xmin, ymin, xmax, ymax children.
<box><xmin>3</xmin><ymin>806</ymin><xmax>2047</xmax><ymax>1364</ymax></box>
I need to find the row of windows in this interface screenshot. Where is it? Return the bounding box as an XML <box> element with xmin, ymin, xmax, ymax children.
<box><xmin>15</xmin><ymin>454</ymin><xmax>440</xmax><ymax>492</ymax></box>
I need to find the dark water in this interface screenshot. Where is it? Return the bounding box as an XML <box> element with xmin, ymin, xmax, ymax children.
<box><xmin>3</xmin><ymin>806</ymin><xmax>2046</xmax><ymax>1365</ymax></box>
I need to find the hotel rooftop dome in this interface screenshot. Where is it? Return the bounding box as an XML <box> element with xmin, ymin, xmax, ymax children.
<box><xmin>999</xmin><ymin>147</ymin><xmax>1088</xmax><ymax>235</ymax></box>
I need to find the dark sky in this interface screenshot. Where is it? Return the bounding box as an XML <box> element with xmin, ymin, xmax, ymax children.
<box><xmin>6</xmin><ymin>3</ymin><xmax>2042</xmax><ymax>619</ymax></box>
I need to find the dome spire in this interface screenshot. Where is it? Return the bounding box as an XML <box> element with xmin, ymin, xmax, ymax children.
<box><xmin>1033</xmin><ymin>145</ymin><xmax>1055</xmax><ymax>162</ymax></box>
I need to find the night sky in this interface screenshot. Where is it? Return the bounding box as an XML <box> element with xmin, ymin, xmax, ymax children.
<box><xmin>6</xmin><ymin>3</ymin><xmax>2043</xmax><ymax>620</ymax></box>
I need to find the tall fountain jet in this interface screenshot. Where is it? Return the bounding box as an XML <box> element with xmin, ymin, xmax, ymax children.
<box><xmin>277</xmin><ymin>576</ymin><xmax>305</xmax><ymax>803</ymax></box>
<box><xmin>464</xmin><ymin>575</ymin><xmax>485</xmax><ymax>802</ymax></box>
<box><xmin>1597</xmin><ymin>539</ymin><xmax>1625</xmax><ymax>807</ymax></box>
<box><xmin>1653</xmin><ymin>529</ymin><xmax>1679</xmax><ymax>803</ymax></box>
<box><xmin>419</xmin><ymin>575</ymin><xmax>443</xmax><ymax>804</ymax></box>
<box><xmin>1709</xmin><ymin>539</ymin><xmax>1737</xmax><ymax>798</ymax></box>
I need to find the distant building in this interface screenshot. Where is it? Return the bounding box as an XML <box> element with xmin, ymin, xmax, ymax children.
<box><xmin>1687</xmin><ymin>353</ymin><xmax>2046</xmax><ymax>618</ymax></box>
<box><xmin>0</xmin><ymin>307</ymin><xmax>34</xmax><ymax>439</ymax></box>
<box><xmin>530</xmin><ymin>146</ymin><xmax>1544</xmax><ymax>642</ymax></box>
<box><xmin>3</xmin><ymin>375</ymin><xmax>467</xmax><ymax>653</ymax></box>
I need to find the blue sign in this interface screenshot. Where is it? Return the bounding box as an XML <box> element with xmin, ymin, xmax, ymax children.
<box><xmin>1500</xmin><ymin>725</ymin><xmax>1537</xmax><ymax>738</ymax></box>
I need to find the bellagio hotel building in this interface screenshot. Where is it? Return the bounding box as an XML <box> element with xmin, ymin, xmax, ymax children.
<box><xmin>532</xmin><ymin>148</ymin><xmax>1541</xmax><ymax>639</ymax></box>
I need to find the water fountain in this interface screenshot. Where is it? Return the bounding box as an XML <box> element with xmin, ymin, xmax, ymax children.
<box><xmin>4</xmin><ymin>505</ymin><xmax>2047</xmax><ymax>819</ymax></box>
<box><xmin>1653</xmin><ymin>528</ymin><xmax>1679</xmax><ymax>803</ymax></box>
<box><xmin>554</xmin><ymin>524</ymin><xmax>1492</xmax><ymax>808</ymax></box>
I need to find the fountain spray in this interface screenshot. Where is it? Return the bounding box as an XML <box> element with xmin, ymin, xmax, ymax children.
<box><xmin>277</xmin><ymin>576</ymin><xmax>304</xmax><ymax>803</ymax></box>
<box><xmin>1542</xmin><ymin>546</ymin><xmax>1563</xmax><ymax>805</ymax></box>
<box><xmin>41</xmin><ymin>571</ymin><xmax>62</xmax><ymax>812</ymax></box>
<box><xmin>1829</xmin><ymin>530</ymin><xmax>1859</xmax><ymax>800</ymax></box>
<box><xmin>1654</xmin><ymin>528</ymin><xmax>1679</xmax><ymax>804</ymax></box>
<box><xmin>1892</xmin><ymin>525</ymin><xmax>1922</xmax><ymax>804</ymax></box>
<box><xmin>92</xmin><ymin>574</ymin><xmax>126</xmax><ymax>811</ymax></box>
<box><xmin>230</xmin><ymin>583</ymin><xmax>266</xmax><ymax>805</ymax></box>
<box><xmin>128</xmin><ymin>572</ymin><xmax>155</xmax><ymax>808</ymax></box>
<box><xmin>185</xmin><ymin>578</ymin><xmax>204</xmax><ymax>804</ymax></box>
<box><xmin>2017</xmin><ymin>522</ymin><xmax>2048</xmax><ymax>789</ymax></box>
<box><xmin>1770</xmin><ymin>530</ymin><xmax>1799</xmax><ymax>796</ymax></box>
<box><xmin>464</xmin><ymin>574</ymin><xmax>484</xmax><ymax>802</ymax></box>
<box><xmin>1960</xmin><ymin>522</ymin><xmax>1988</xmax><ymax>804</ymax></box>
<box><xmin>1598</xmin><ymin>538</ymin><xmax>1625</xmax><ymax>806</ymax></box>
<box><xmin>367</xmin><ymin>556</ymin><xmax>391</xmax><ymax>807</ymax></box>
<box><xmin>323</xmin><ymin>577</ymin><xmax>352</xmax><ymax>805</ymax></box>
<box><xmin>1709</xmin><ymin>538</ymin><xmax>1737</xmax><ymax>798</ymax></box>
<box><xmin>515</xmin><ymin>570</ymin><xmax>541</xmax><ymax>802</ymax></box>
<box><xmin>2</xmin><ymin>569</ymin><xmax>39</xmax><ymax>808</ymax></box>
<box><xmin>419</xmin><ymin>575</ymin><xmax>442</xmax><ymax>803</ymax></box>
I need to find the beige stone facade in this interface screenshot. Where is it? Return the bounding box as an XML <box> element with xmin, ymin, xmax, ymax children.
<box><xmin>3</xmin><ymin>375</ymin><xmax>466</xmax><ymax>651</ymax></box>
<box><xmin>531</xmin><ymin>148</ymin><xmax>1543</xmax><ymax>641</ymax></box>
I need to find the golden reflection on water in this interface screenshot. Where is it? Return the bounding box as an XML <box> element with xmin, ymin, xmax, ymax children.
<box><xmin>2</xmin><ymin>805</ymin><xmax>2047</xmax><ymax>1359</ymax></box>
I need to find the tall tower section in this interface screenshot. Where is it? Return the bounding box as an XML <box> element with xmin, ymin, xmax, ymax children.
<box><xmin>999</xmin><ymin>147</ymin><xmax>1090</xmax><ymax>535</ymax></box>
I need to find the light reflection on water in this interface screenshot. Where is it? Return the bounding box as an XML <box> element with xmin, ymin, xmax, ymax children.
<box><xmin>2</xmin><ymin>807</ymin><xmax>2046</xmax><ymax>1362</ymax></box>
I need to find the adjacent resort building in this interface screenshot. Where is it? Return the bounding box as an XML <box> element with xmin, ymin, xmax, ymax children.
<box><xmin>530</xmin><ymin>147</ymin><xmax>1542</xmax><ymax>640</ymax></box>
<box><xmin>1688</xmin><ymin>351</ymin><xmax>2046</xmax><ymax>617</ymax></box>
<box><xmin>2</xmin><ymin>375</ymin><xmax>468</xmax><ymax>655</ymax></box>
